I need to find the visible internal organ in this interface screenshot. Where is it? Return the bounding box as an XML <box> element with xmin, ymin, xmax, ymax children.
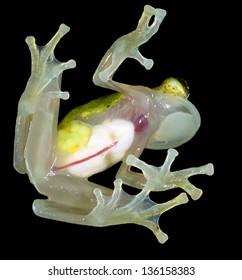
<box><xmin>132</xmin><ymin>114</ymin><xmax>149</xmax><ymax>133</ymax></box>
<box><xmin>54</xmin><ymin>141</ymin><xmax>117</xmax><ymax>170</ymax></box>
<box><xmin>55</xmin><ymin>119</ymin><xmax>135</xmax><ymax>177</ymax></box>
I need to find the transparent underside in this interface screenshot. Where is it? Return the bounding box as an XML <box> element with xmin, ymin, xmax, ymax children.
<box><xmin>14</xmin><ymin>5</ymin><xmax>214</xmax><ymax>244</ymax></box>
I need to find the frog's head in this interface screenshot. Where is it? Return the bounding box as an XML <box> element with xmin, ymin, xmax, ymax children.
<box><xmin>153</xmin><ymin>77</ymin><xmax>190</xmax><ymax>99</ymax></box>
<box><xmin>147</xmin><ymin>77</ymin><xmax>201</xmax><ymax>150</ymax></box>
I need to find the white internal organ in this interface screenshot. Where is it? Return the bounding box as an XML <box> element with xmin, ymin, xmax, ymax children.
<box><xmin>67</xmin><ymin>119</ymin><xmax>134</xmax><ymax>177</ymax></box>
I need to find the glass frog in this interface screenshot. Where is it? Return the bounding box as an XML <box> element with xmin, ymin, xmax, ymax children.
<box><xmin>13</xmin><ymin>5</ymin><xmax>214</xmax><ymax>244</ymax></box>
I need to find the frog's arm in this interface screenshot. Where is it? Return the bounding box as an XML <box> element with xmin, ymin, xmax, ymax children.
<box><xmin>93</xmin><ymin>5</ymin><xmax>166</xmax><ymax>93</ymax></box>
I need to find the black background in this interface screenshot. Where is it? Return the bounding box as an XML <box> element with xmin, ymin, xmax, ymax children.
<box><xmin>2</xmin><ymin>0</ymin><xmax>239</xmax><ymax>260</ymax></box>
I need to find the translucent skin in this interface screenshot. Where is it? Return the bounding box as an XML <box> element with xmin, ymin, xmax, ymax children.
<box><xmin>13</xmin><ymin>5</ymin><xmax>214</xmax><ymax>244</ymax></box>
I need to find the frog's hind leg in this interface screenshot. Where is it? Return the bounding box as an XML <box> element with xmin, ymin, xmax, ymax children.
<box><xmin>82</xmin><ymin>179</ymin><xmax>189</xmax><ymax>244</ymax></box>
<box><xmin>33</xmin><ymin>199</ymin><xmax>92</xmax><ymax>224</ymax></box>
<box><xmin>139</xmin><ymin>192</ymin><xmax>189</xmax><ymax>244</ymax></box>
<box><xmin>33</xmin><ymin>175</ymin><xmax>188</xmax><ymax>244</ymax></box>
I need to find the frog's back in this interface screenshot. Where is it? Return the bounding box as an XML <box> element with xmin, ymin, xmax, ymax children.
<box><xmin>59</xmin><ymin>92</ymin><xmax>126</xmax><ymax>127</ymax></box>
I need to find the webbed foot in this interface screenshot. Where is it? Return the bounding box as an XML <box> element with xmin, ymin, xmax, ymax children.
<box><xmin>127</xmin><ymin>148</ymin><xmax>214</xmax><ymax>200</ymax></box>
<box><xmin>86</xmin><ymin>148</ymin><xmax>213</xmax><ymax>243</ymax></box>
<box><xmin>87</xmin><ymin>179</ymin><xmax>188</xmax><ymax>244</ymax></box>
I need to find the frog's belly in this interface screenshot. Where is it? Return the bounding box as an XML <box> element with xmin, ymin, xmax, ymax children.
<box><xmin>56</xmin><ymin>119</ymin><xmax>135</xmax><ymax>177</ymax></box>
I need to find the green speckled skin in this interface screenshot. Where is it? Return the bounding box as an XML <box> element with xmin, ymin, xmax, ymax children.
<box><xmin>59</xmin><ymin>92</ymin><xmax>125</xmax><ymax>126</ymax></box>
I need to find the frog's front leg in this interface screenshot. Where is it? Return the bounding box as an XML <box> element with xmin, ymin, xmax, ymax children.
<box><xmin>126</xmin><ymin>149</ymin><xmax>214</xmax><ymax>200</ymax></box>
<box><xmin>92</xmin><ymin>5</ymin><xmax>167</xmax><ymax>92</ymax></box>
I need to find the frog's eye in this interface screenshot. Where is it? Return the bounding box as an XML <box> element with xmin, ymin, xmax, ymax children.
<box><xmin>154</xmin><ymin>77</ymin><xmax>189</xmax><ymax>98</ymax></box>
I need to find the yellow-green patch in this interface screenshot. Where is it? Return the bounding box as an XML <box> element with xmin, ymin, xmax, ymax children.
<box><xmin>59</xmin><ymin>92</ymin><xmax>126</xmax><ymax>126</ymax></box>
<box><xmin>154</xmin><ymin>77</ymin><xmax>189</xmax><ymax>98</ymax></box>
<box><xmin>57</xmin><ymin>121</ymin><xmax>92</xmax><ymax>152</ymax></box>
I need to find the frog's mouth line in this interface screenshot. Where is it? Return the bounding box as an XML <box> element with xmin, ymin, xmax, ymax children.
<box><xmin>53</xmin><ymin>141</ymin><xmax>118</xmax><ymax>171</ymax></box>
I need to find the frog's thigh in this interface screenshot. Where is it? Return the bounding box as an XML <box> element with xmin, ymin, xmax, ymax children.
<box><xmin>32</xmin><ymin>178</ymin><xmax>114</xmax><ymax>225</ymax></box>
<box><xmin>33</xmin><ymin>199</ymin><xmax>91</xmax><ymax>224</ymax></box>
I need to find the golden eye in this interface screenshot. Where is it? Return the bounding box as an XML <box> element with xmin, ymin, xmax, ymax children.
<box><xmin>154</xmin><ymin>77</ymin><xmax>190</xmax><ymax>98</ymax></box>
